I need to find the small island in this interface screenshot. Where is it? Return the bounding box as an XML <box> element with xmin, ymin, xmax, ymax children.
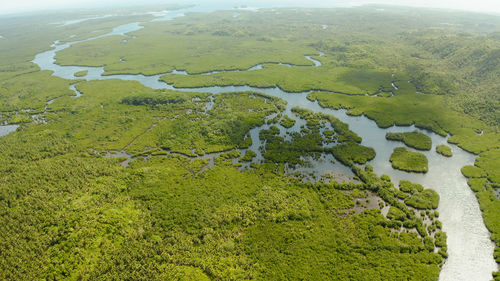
<box><xmin>279</xmin><ymin>114</ymin><xmax>296</xmax><ymax>128</ymax></box>
<box><xmin>390</xmin><ymin>147</ymin><xmax>428</xmax><ymax>173</ymax></box>
<box><xmin>386</xmin><ymin>131</ymin><xmax>432</xmax><ymax>151</ymax></box>
<box><xmin>331</xmin><ymin>142</ymin><xmax>376</xmax><ymax>165</ymax></box>
<box><xmin>74</xmin><ymin>70</ymin><xmax>88</xmax><ymax>77</ymax></box>
<box><xmin>436</xmin><ymin>144</ymin><xmax>452</xmax><ymax>157</ymax></box>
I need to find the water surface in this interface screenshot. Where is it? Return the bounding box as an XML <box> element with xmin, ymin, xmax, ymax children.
<box><xmin>0</xmin><ymin>125</ymin><xmax>19</xmax><ymax>137</ymax></box>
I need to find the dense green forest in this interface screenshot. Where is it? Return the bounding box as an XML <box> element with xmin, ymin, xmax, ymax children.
<box><xmin>1</xmin><ymin>3</ymin><xmax>500</xmax><ymax>280</ymax></box>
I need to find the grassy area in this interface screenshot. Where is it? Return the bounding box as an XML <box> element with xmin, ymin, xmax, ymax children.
<box><xmin>74</xmin><ymin>70</ymin><xmax>88</xmax><ymax>77</ymax></box>
<box><xmin>390</xmin><ymin>147</ymin><xmax>429</xmax><ymax>173</ymax></box>
<box><xmin>386</xmin><ymin>131</ymin><xmax>432</xmax><ymax>151</ymax></box>
<box><xmin>436</xmin><ymin>144</ymin><xmax>452</xmax><ymax>157</ymax></box>
<box><xmin>161</xmin><ymin>66</ymin><xmax>392</xmax><ymax>94</ymax></box>
<box><xmin>0</xmin><ymin>71</ymin><xmax>74</xmax><ymax>112</ymax></box>
<box><xmin>461</xmin><ymin>165</ymin><xmax>487</xmax><ymax>178</ymax></box>
<box><xmin>475</xmin><ymin>149</ymin><xmax>500</xmax><ymax>184</ymax></box>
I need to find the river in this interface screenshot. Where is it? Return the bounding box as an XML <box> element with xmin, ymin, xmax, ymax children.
<box><xmin>30</xmin><ymin>4</ymin><xmax>497</xmax><ymax>280</ymax></box>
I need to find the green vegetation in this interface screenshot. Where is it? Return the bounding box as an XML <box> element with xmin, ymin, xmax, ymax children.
<box><xmin>309</xmin><ymin>90</ymin><xmax>498</xmax><ymax>154</ymax></box>
<box><xmin>461</xmin><ymin>165</ymin><xmax>487</xmax><ymax>178</ymax></box>
<box><xmin>55</xmin><ymin>10</ymin><xmax>318</xmax><ymax>75</ymax></box>
<box><xmin>475</xmin><ymin>149</ymin><xmax>500</xmax><ymax>183</ymax></box>
<box><xmin>161</xmin><ymin>66</ymin><xmax>392</xmax><ymax>94</ymax></box>
<box><xmin>279</xmin><ymin>114</ymin><xmax>296</xmax><ymax>128</ymax></box>
<box><xmin>0</xmin><ymin>71</ymin><xmax>74</xmax><ymax>112</ymax></box>
<box><xmin>259</xmin><ymin>124</ymin><xmax>323</xmax><ymax>167</ymax></box>
<box><xmin>398</xmin><ymin>181</ymin><xmax>439</xmax><ymax>210</ymax></box>
<box><xmin>331</xmin><ymin>143</ymin><xmax>376</xmax><ymax>166</ymax></box>
<box><xmin>436</xmin><ymin>144</ymin><xmax>452</xmax><ymax>157</ymax></box>
<box><xmin>386</xmin><ymin>131</ymin><xmax>432</xmax><ymax>151</ymax></box>
<box><xmin>405</xmin><ymin>189</ymin><xmax>440</xmax><ymax>210</ymax></box>
<box><xmin>257</xmin><ymin>106</ymin><xmax>373</xmax><ymax>170</ymax></box>
<box><xmin>390</xmin><ymin>147</ymin><xmax>429</xmax><ymax>173</ymax></box>
<box><xmin>44</xmin><ymin>80</ymin><xmax>283</xmax><ymax>155</ymax></box>
<box><xmin>292</xmin><ymin>107</ymin><xmax>361</xmax><ymax>143</ymax></box>
<box><xmin>74</xmin><ymin>70</ymin><xmax>88</xmax><ymax>77</ymax></box>
<box><xmin>4</xmin><ymin>4</ymin><xmax>500</xmax><ymax>279</ymax></box>
<box><xmin>399</xmin><ymin>180</ymin><xmax>425</xmax><ymax>194</ymax></box>
<box><xmin>240</xmin><ymin>150</ymin><xmax>257</xmax><ymax>162</ymax></box>
<box><xmin>0</xmin><ymin>126</ymin><xmax>445</xmax><ymax>280</ymax></box>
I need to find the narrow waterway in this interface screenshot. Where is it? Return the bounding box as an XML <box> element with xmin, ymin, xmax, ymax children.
<box><xmin>30</xmin><ymin>5</ymin><xmax>497</xmax><ymax>281</ymax></box>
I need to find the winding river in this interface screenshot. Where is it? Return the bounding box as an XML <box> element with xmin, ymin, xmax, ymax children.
<box><xmin>28</xmin><ymin>4</ymin><xmax>497</xmax><ymax>280</ymax></box>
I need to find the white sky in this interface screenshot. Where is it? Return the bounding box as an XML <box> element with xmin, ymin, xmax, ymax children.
<box><xmin>1</xmin><ymin>0</ymin><xmax>500</xmax><ymax>15</ymax></box>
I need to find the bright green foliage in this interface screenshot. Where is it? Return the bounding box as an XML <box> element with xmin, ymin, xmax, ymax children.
<box><xmin>292</xmin><ymin>107</ymin><xmax>361</xmax><ymax>143</ymax></box>
<box><xmin>259</xmin><ymin>125</ymin><xmax>323</xmax><ymax>166</ymax></box>
<box><xmin>309</xmin><ymin>91</ymin><xmax>499</xmax><ymax>154</ymax></box>
<box><xmin>390</xmin><ymin>147</ymin><xmax>429</xmax><ymax>173</ymax></box>
<box><xmin>41</xmin><ymin>80</ymin><xmax>282</xmax><ymax>155</ymax></box>
<box><xmin>280</xmin><ymin>114</ymin><xmax>296</xmax><ymax>128</ymax></box>
<box><xmin>436</xmin><ymin>144</ymin><xmax>452</xmax><ymax>157</ymax></box>
<box><xmin>461</xmin><ymin>165</ymin><xmax>487</xmax><ymax>178</ymax></box>
<box><xmin>0</xmin><ymin>71</ymin><xmax>74</xmax><ymax>112</ymax></box>
<box><xmin>52</xmin><ymin>7</ymin><xmax>500</xmax><ymax>129</ymax></box>
<box><xmin>435</xmin><ymin>231</ymin><xmax>447</xmax><ymax>248</ymax></box>
<box><xmin>467</xmin><ymin>178</ymin><xmax>489</xmax><ymax>193</ymax></box>
<box><xmin>399</xmin><ymin>180</ymin><xmax>439</xmax><ymax>210</ymax></box>
<box><xmin>331</xmin><ymin>143</ymin><xmax>376</xmax><ymax>166</ymax></box>
<box><xmin>220</xmin><ymin>150</ymin><xmax>241</xmax><ymax>159</ymax></box>
<box><xmin>74</xmin><ymin>70</ymin><xmax>88</xmax><ymax>77</ymax></box>
<box><xmin>399</xmin><ymin>180</ymin><xmax>424</xmax><ymax>194</ymax></box>
<box><xmin>0</xmin><ymin>127</ymin><xmax>444</xmax><ymax>279</ymax></box>
<box><xmin>405</xmin><ymin>189</ymin><xmax>440</xmax><ymax>210</ymax></box>
<box><xmin>5</xmin><ymin>4</ymin><xmax>500</xmax><ymax>279</ymax></box>
<box><xmin>387</xmin><ymin>206</ymin><xmax>406</xmax><ymax>221</ymax></box>
<box><xmin>161</xmin><ymin>65</ymin><xmax>392</xmax><ymax>94</ymax></box>
<box><xmin>475</xmin><ymin>149</ymin><xmax>500</xmax><ymax>183</ymax></box>
<box><xmin>386</xmin><ymin>131</ymin><xmax>432</xmax><ymax>150</ymax></box>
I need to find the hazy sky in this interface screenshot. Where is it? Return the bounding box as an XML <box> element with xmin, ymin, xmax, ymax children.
<box><xmin>1</xmin><ymin>0</ymin><xmax>500</xmax><ymax>15</ymax></box>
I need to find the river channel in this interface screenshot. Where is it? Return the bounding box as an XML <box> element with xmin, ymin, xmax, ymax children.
<box><xmin>28</xmin><ymin>4</ymin><xmax>497</xmax><ymax>280</ymax></box>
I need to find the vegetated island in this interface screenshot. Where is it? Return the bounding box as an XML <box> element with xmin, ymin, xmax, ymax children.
<box><xmin>280</xmin><ymin>114</ymin><xmax>296</xmax><ymax>128</ymax></box>
<box><xmin>74</xmin><ymin>70</ymin><xmax>88</xmax><ymax>77</ymax></box>
<box><xmin>436</xmin><ymin>144</ymin><xmax>452</xmax><ymax>157</ymax></box>
<box><xmin>386</xmin><ymin>131</ymin><xmax>432</xmax><ymax>151</ymax></box>
<box><xmin>390</xmin><ymin>147</ymin><xmax>429</xmax><ymax>173</ymax></box>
